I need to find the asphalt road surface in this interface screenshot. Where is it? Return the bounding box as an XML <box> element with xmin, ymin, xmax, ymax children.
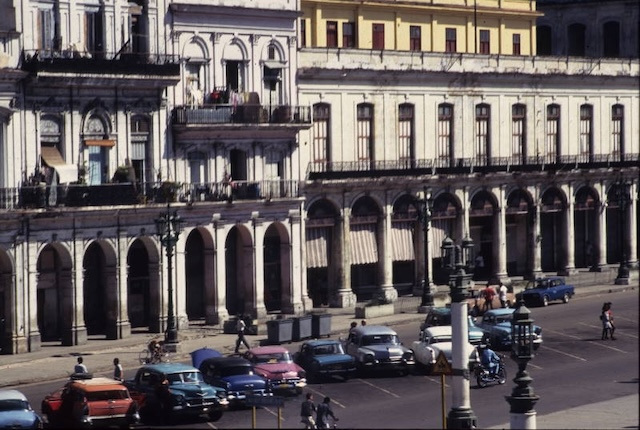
<box><xmin>13</xmin><ymin>289</ymin><xmax>638</xmax><ymax>429</ymax></box>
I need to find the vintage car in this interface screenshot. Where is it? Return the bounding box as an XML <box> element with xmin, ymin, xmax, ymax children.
<box><xmin>125</xmin><ymin>363</ymin><xmax>228</xmax><ymax>423</ymax></box>
<box><xmin>198</xmin><ymin>356</ymin><xmax>271</xmax><ymax>406</ymax></box>
<box><xmin>475</xmin><ymin>308</ymin><xmax>543</xmax><ymax>351</ymax></box>
<box><xmin>41</xmin><ymin>374</ymin><xmax>140</xmax><ymax>428</ymax></box>
<box><xmin>294</xmin><ymin>339</ymin><xmax>356</xmax><ymax>382</ymax></box>
<box><xmin>344</xmin><ymin>325</ymin><xmax>415</xmax><ymax>375</ymax></box>
<box><xmin>243</xmin><ymin>346</ymin><xmax>307</xmax><ymax>394</ymax></box>
<box><xmin>0</xmin><ymin>389</ymin><xmax>43</xmax><ymax>429</ymax></box>
<box><xmin>515</xmin><ymin>276</ymin><xmax>575</xmax><ymax>307</ymax></box>
<box><xmin>420</xmin><ymin>307</ymin><xmax>485</xmax><ymax>345</ymax></box>
<box><xmin>411</xmin><ymin>326</ymin><xmax>479</xmax><ymax>374</ymax></box>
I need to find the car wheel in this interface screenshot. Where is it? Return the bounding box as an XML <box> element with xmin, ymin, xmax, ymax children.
<box><xmin>542</xmin><ymin>295</ymin><xmax>549</xmax><ymax>306</ymax></box>
<box><xmin>562</xmin><ymin>293</ymin><xmax>570</xmax><ymax>304</ymax></box>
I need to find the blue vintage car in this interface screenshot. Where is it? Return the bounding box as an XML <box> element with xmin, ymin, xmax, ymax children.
<box><xmin>198</xmin><ymin>356</ymin><xmax>271</xmax><ymax>406</ymax></box>
<box><xmin>0</xmin><ymin>389</ymin><xmax>43</xmax><ymax>430</ymax></box>
<box><xmin>344</xmin><ymin>325</ymin><xmax>415</xmax><ymax>375</ymax></box>
<box><xmin>475</xmin><ymin>308</ymin><xmax>543</xmax><ymax>351</ymax></box>
<box><xmin>125</xmin><ymin>363</ymin><xmax>229</xmax><ymax>423</ymax></box>
<box><xmin>294</xmin><ymin>339</ymin><xmax>356</xmax><ymax>382</ymax></box>
<box><xmin>515</xmin><ymin>276</ymin><xmax>575</xmax><ymax>307</ymax></box>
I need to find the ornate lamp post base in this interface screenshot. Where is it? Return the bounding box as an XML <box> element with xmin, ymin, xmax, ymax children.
<box><xmin>447</xmin><ymin>407</ymin><xmax>477</xmax><ymax>429</ymax></box>
<box><xmin>614</xmin><ymin>264</ymin><xmax>630</xmax><ymax>285</ymax></box>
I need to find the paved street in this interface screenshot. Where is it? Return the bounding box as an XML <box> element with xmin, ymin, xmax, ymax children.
<box><xmin>1</xmin><ymin>271</ymin><xmax>638</xmax><ymax>429</ymax></box>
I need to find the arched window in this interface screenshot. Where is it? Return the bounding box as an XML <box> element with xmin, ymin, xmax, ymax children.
<box><xmin>603</xmin><ymin>21</ymin><xmax>620</xmax><ymax>57</ymax></box>
<box><xmin>83</xmin><ymin>113</ymin><xmax>112</xmax><ymax>185</ymax></box>
<box><xmin>568</xmin><ymin>23</ymin><xmax>586</xmax><ymax>56</ymax></box>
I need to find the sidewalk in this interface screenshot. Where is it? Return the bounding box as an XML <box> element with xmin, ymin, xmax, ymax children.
<box><xmin>0</xmin><ymin>268</ymin><xmax>635</xmax><ymax>391</ymax></box>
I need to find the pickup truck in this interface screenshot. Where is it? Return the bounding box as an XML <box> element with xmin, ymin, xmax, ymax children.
<box><xmin>515</xmin><ymin>276</ymin><xmax>575</xmax><ymax>307</ymax></box>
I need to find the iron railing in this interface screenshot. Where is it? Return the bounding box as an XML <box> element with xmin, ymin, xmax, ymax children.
<box><xmin>172</xmin><ymin>104</ymin><xmax>311</xmax><ymax>125</ymax></box>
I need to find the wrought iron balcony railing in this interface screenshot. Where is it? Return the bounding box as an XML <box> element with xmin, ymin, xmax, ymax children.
<box><xmin>172</xmin><ymin>104</ymin><xmax>311</xmax><ymax>126</ymax></box>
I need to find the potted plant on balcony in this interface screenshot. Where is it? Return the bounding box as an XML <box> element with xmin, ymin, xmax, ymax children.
<box><xmin>355</xmin><ymin>294</ymin><xmax>395</xmax><ymax>319</ymax></box>
<box><xmin>156</xmin><ymin>181</ymin><xmax>180</xmax><ymax>203</ymax></box>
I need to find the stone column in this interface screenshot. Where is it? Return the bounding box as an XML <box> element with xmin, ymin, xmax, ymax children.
<box><xmin>68</xmin><ymin>239</ymin><xmax>87</xmax><ymax>346</ymax></box>
<box><xmin>495</xmin><ymin>186</ymin><xmax>509</xmax><ymax>284</ymax></box>
<box><xmin>379</xmin><ymin>204</ymin><xmax>398</xmax><ymax>302</ymax></box>
<box><xmin>27</xmin><ymin>241</ymin><xmax>41</xmax><ymax>351</ymax></box>
<box><xmin>213</xmin><ymin>218</ymin><xmax>229</xmax><ymax>325</ymax></box>
<box><xmin>628</xmin><ymin>182</ymin><xmax>638</xmax><ymax>269</ymax></box>
<box><xmin>115</xmin><ymin>226</ymin><xmax>131</xmax><ymax>339</ymax></box>
<box><xmin>333</xmin><ymin>207</ymin><xmax>357</xmax><ymax>308</ymax></box>
<box><xmin>11</xmin><ymin>238</ymin><xmax>28</xmax><ymax>353</ymax></box>
<box><xmin>532</xmin><ymin>201</ymin><xmax>543</xmax><ymax>277</ymax></box>
<box><xmin>252</xmin><ymin>216</ymin><xmax>267</xmax><ymax>319</ymax></box>
<box><xmin>283</xmin><ymin>209</ymin><xmax>311</xmax><ymax>314</ymax></box>
<box><xmin>174</xmin><ymin>232</ymin><xmax>188</xmax><ymax>330</ymax></box>
<box><xmin>561</xmin><ymin>183</ymin><xmax>577</xmax><ymax>275</ymax></box>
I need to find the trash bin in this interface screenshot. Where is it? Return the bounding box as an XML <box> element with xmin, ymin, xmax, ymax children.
<box><xmin>311</xmin><ymin>313</ymin><xmax>332</xmax><ymax>338</ymax></box>
<box><xmin>266</xmin><ymin>318</ymin><xmax>293</xmax><ymax>345</ymax></box>
<box><xmin>292</xmin><ymin>315</ymin><xmax>312</xmax><ymax>341</ymax></box>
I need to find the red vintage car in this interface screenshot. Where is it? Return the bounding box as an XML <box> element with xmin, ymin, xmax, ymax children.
<box><xmin>243</xmin><ymin>346</ymin><xmax>307</xmax><ymax>394</ymax></box>
<box><xmin>41</xmin><ymin>374</ymin><xmax>140</xmax><ymax>428</ymax></box>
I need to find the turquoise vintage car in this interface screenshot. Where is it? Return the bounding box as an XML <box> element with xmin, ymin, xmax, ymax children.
<box><xmin>294</xmin><ymin>339</ymin><xmax>356</xmax><ymax>382</ymax></box>
<box><xmin>475</xmin><ymin>308</ymin><xmax>543</xmax><ymax>351</ymax></box>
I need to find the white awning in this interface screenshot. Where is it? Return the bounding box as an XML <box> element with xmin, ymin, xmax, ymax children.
<box><xmin>41</xmin><ymin>146</ymin><xmax>78</xmax><ymax>184</ymax></box>
<box><xmin>392</xmin><ymin>222</ymin><xmax>415</xmax><ymax>261</ymax></box>
<box><xmin>306</xmin><ymin>227</ymin><xmax>329</xmax><ymax>268</ymax></box>
<box><xmin>263</xmin><ymin>60</ymin><xmax>286</xmax><ymax>69</ymax></box>
<box><xmin>350</xmin><ymin>222</ymin><xmax>378</xmax><ymax>265</ymax></box>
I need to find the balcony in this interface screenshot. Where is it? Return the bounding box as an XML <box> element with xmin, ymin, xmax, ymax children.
<box><xmin>172</xmin><ymin>104</ymin><xmax>311</xmax><ymax>127</ymax></box>
<box><xmin>0</xmin><ymin>179</ymin><xmax>302</xmax><ymax>210</ymax></box>
<box><xmin>306</xmin><ymin>153</ymin><xmax>640</xmax><ymax>180</ymax></box>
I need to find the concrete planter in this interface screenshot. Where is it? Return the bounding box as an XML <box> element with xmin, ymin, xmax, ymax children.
<box><xmin>355</xmin><ymin>303</ymin><xmax>394</xmax><ymax>319</ymax></box>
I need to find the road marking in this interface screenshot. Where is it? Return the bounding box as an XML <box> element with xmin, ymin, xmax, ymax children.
<box><xmin>262</xmin><ymin>406</ymin><xmax>280</xmax><ymax>418</ymax></box>
<box><xmin>355</xmin><ymin>378</ymin><xmax>401</xmax><ymax>398</ymax></box>
<box><xmin>540</xmin><ymin>344</ymin><xmax>587</xmax><ymax>361</ymax></box>
<box><xmin>306</xmin><ymin>387</ymin><xmax>346</xmax><ymax>409</ymax></box>
<box><xmin>579</xmin><ymin>322</ymin><xmax>639</xmax><ymax>339</ymax></box>
<box><xmin>545</xmin><ymin>328</ymin><xmax>628</xmax><ymax>353</ymax></box>
<box><xmin>528</xmin><ymin>362</ymin><xmax>544</xmax><ymax>370</ymax></box>
<box><xmin>422</xmin><ymin>375</ymin><xmax>450</xmax><ymax>387</ymax></box>
<box><xmin>206</xmin><ymin>422</ymin><xmax>217</xmax><ymax>429</ymax></box>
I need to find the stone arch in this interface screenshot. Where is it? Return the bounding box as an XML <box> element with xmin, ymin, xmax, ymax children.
<box><xmin>469</xmin><ymin>190</ymin><xmax>499</xmax><ymax>280</ymax></box>
<box><xmin>391</xmin><ymin>193</ymin><xmax>419</xmax><ymax>295</ymax></box>
<box><xmin>0</xmin><ymin>249</ymin><xmax>14</xmax><ymax>354</ymax></box>
<box><xmin>83</xmin><ymin>239</ymin><xmax>118</xmax><ymax>338</ymax></box>
<box><xmin>350</xmin><ymin>195</ymin><xmax>381</xmax><ymax>299</ymax></box>
<box><xmin>431</xmin><ymin>191</ymin><xmax>462</xmax><ymax>282</ymax></box>
<box><xmin>263</xmin><ymin>222</ymin><xmax>291</xmax><ymax>313</ymax></box>
<box><xmin>306</xmin><ymin>198</ymin><xmax>339</xmax><ymax>307</ymax></box>
<box><xmin>540</xmin><ymin>186</ymin><xmax>568</xmax><ymax>272</ymax></box>
<box><xmin>506</xmin><ymin>188</ymin><xmax>535</xmax><ymax>276</ymax></box>
<box><xmin>223</xmin><ymin>39</ymin><xmax>248</xmax><ymax>61</ymax></box>
<box><xmin>184</xmin><ymin>227</ymin><xmax>215</xmax><ymax>322</ymax></box>
<box><xmin>605</xmin><ymin>183</ymin><xmax>629</xmax><ymax>265</ymax></box>
<box><xmin>225</xmin><ymin>224</ymin><xmax>253</xmax><ymax>317</ymax></box>
<box><xmin>127</xmin><ymin>237</ymin><xmax>161</xmax><ymax>332</ymax></box>
<box><xmin>574</xmin><ymin>186</ymin><xmax>599</xmax><ymax>268</ymax></box>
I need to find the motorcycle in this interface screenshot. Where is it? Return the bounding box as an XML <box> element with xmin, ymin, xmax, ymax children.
<box><xmin>474</xmin><ymin>356</ymin><xmax>507</xmax><ymax>388</ymax></box>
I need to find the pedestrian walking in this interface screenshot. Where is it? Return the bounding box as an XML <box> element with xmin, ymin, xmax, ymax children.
<box><xmin>234</xmin><ymin>315</ymin><xmax>251</xmax><ymax>353</ymax></box>
<box><xmin>113</xmin><ymin>357</ymin><xmax>123</xmax><ymax>381</ymax></box>
<box><xmin>482</xmin><ymin>284</ymin><xmax>495</xmax><ymax>312</ymax></box>
<box><xmin>74</xmin><ymin>356</ymin><xmax>88</xmax><ymax>374</ymax></box>
<box><xmin>300</xmin><ymin>392</ymin><xmax>317</xmax><ymax>429</ymax></box>
<box><xmin>499</xmin><ymin>282</ymin><xmax>508</xmax><ymax>308</ymax></box>
<box><xmin>316</xmin><ymin>396</ymin><xmax>338</xmax><ymax>429</ymax></box>
<box><xmin>600</xmin><ymin>302</ymin><xmax>616</xmax><ymax>340</ymax></box>
<box><xmin>360</xmin><ymin>319</ymin><xmax>367</xmax><ymax>327</ymax></box>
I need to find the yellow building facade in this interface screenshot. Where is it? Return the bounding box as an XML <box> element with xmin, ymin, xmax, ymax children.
<box><xmin>301</xmin><ymin>0</ymin><xmax>540</xmax><ymax>55</ymax></box>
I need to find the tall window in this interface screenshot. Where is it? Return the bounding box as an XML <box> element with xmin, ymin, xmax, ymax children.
<box><xmin>568</xmin><ymin>23</ymin><xmax>586</xmax><ymax>56</ymax></box>
<box><xmin>512</xmin><ymin>34</ymin><xmax>521</xmax><ymax>55</ymax></box>
<box><xmin>326</xmin><ymin>21</ymin><xmax>338</xmax><ymax>48</ymax></box>
<box><xmin>479</xmin><ymin>30</ymin><xmax>490</xmax><ymax>54</ymax></box>
<box><xmin>579</xmin><ymin>104</ymin><xmax>593</xmax><ymax>159</ymax></box>
<box><xmin>398</xmin><ymin>104</ymin><xmax>414</xmax><ymax>164</ymax></box>
<box><xmin>357</xmin><ymin>103</ymin><xmax>374</xmax><ymax>163</ymax></box>
<box><xmin>300</xmin><ymin>19</ymin><xmax>306</xmax><ymax>47</ymax></box>
<box><xmin>437</xmin><ymin>104</ymin><xmax>453</xmax><ymax>162</ymax></box>
<box><xmin>409</xmin><ymin>26</ymin><xmax>421</xmax><ymax>51</ymax></box>
<box><xmin>343</xmin><ymin>22</ymin><xmax>356</xmax><ymax>48</ymax></box>
<box><xmin>313</xmin><ymin>103</ymin><xmax>331</xmax><ymax>163</ymax></box>
<box><xmin>611</xmin><ymin>104</ymin><xmax>624</xmax><ymax>157</ymax></box>
<box><xmin>131</xmin><ymin>115</ymin><xmax>150</xmax><ymax>186</ymax></box>
<box><xmin>188</xmin><ymin>151</ymin><xmax>206</xmax><ymax>185</ymax></box>
<box><xmin>372</xmin><ymin>24</ymin><xmax>385</xmax><ymax>50</ymax></box>
<box><xmin>37</xmin><ymin>8</ymin><xmax>54</xmax><ymax>51</ymax></box>
<box><xmin>537</xmin><ymin>25</ymin><xmax>552</xmax><ymax>55</ymax></box>
<box><xmin>445</xmin><ymin>28</ymin><xmax>457</xmax><ymax>53</ymax></box>
<box><xmin>603</xmin><ymin>21</ymin><xmax>620</xmax><ymax>57</ymax></box>
<box><xmin>546</xmin><ymin>104</ymin><xmax>560</xmax><ymax>162</ymax></box>
<box><xmin>85</xmin><ymin>10</ymin><xmax>104</xmax><ymax>54</ymax></box>
<box><xmin>511</xmin><ymin>104</ymin><xmax>526</xmax><ymax>163</ymax></box>
<box><xmin>475</xmin><ymin>104</ymin><xmax>490</xmax><ymax>164</ymax></box>
<box><xmin>225</xmin><ymin>61</ymin><xmax>245</xmax><ymax>92</ymax></box>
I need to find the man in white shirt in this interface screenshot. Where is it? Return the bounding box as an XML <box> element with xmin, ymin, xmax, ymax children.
<box><xmin>499</xmin><ymin>283</ymin><xmax>509</xmax><ymax>308</ymax></box>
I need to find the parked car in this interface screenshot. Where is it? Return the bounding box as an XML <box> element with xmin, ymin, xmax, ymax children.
<box><xmin>475</xmin><ymin>308</ymin><xmax>543</xmax><ymax>351</ymax></box>
<box><xmin>198</xmin><ymin>356</ymin><xmax>271</xmax><ymax>406</ymax></box>
<box><xmin>420</xmin><ymin>307</ymin><xmax>485</xmax><ymax>345</ymax></box>
<box><xmin>0</xmin><ymin>389</ymin><xmax>43</xmax><ymax>429</ymax></box>
<box><xmin>243</xmin><ymin>346</ymin><xmax>307</xmax><ymax>394</ymax></box>
<box><xmin>41</xmin><ymin>373</ymin><xmax>140</xmax><ymax>428</ymax></box>
<box><xmin>125</xmin><ymin>363</ymin><xmax>228</xmax><ymax>423</ymax></box>
<box><xmin>343</xmin><ymin>325</ymin><xmax>415</xmax><ymax>375</ymax></box>
<box><xmin>294</xmin><ymin>339</ymin><xmax>356</xmax><ymax>382</ymax></box>
<box><xmin>411</xmin><ymin>326</ymin><xmax>479</xmax><ymax>374</ymax></box>
<box><xmin>515</xmin><ymin>276</ymin><xmax>575</xmax><ymax>307</ymax></box>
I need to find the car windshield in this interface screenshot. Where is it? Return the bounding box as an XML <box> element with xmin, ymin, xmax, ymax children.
<box><xmin>313</xmin><ymin>344</ymin><xmax>344</xmax><ymax>355</ymax></box>
<box><xmin>361</xmin><ymin>334</ymin><xmax>400</xmax><ymax>346</ymax></box>
<box><xmin>430</xmin><ymin>335</ymin><xmax>452</xmax><ymax>343</ymax></box>
<box><xmin>220</xmin><ymin>366</ymin><xmax>252</xmax><ymax>377</ymax></box>
<box><xmin>0</xmin><ymin>399</ymin><xmax>29</xmax><ymax>411</ymax></box>
<box><xmin>85</xmin><ymin>390</ymin><xmax>129</xmax><ymax>401</ymax></box>
<box><xmin>495</xmin><ymin>314</ymin><xmax>513</xmax><ymax>324</ymax></box>
<box><xmin>168</xmin><ymin>371</ymin><xmax>204</xmax><ymax>384</ymax></box>
<box><xmin>430</xmin><ymin>314</ymin><xmax>451</xmax><ymax>325</ymax></box>
<box><xmin>255</xmin><ymin>352</ymin><xmax>292</xmax><ymax>364</ymax></box>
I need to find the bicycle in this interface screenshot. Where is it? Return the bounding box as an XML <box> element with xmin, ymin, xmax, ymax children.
<box><xmin>138</xmin><ymin>338</ymin><xmax>170</xmax><ymax>364</ymax></box>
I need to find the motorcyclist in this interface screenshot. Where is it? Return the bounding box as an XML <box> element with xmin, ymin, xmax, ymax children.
<box><xmin>479</xmin><ymin>343</ymin><xmax>500</xmax><ymax>376</ymax></box>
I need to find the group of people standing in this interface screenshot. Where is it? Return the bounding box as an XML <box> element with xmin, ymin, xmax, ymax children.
<box><xmin>301</xmin><ymin>393</ymin><xmax>338</xmax><ymax>429</ymax></box>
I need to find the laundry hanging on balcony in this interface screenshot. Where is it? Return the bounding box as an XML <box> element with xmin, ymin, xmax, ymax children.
<box><xmin>40</xmin><ymin>146</ymin><xmax>78</xmax><ymax>184</ymax></box>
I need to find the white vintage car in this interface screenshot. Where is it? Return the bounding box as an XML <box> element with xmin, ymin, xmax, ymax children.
<box><xmin>411</xmin><ymin>326</ymin><xmax>479</xmax><ymax>374</ymax></box>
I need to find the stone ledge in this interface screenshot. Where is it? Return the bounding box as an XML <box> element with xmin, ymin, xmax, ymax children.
<box><xmin>355</xmin><ymin>303</ymin><xmax>395</xmax><ymax>319</ymax></box>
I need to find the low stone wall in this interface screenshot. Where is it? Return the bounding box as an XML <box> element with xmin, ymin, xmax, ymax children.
<box><xmin>355</xmin><ymin>303</ymin><xmax>395</xmax><ymax>319</ymax></box>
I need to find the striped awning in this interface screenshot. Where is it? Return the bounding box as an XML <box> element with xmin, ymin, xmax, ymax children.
<box><xmin>392</xmin><ymin>222</ymin><xmax>414</xmax><ymax>261</ymax></box>
<box><xmin>350</xmin><ymin>222</ymin><xmax>378</xmax><ymax>265</ymax></box>
<box><xmin>306</xmin><ymin>227</ymin><xmax>329</xmax><ymax>268</ymax></box>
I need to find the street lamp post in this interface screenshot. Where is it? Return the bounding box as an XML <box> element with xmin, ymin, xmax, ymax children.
<box><xmin>506</xmin><ymin>301</ymin><xmax>539</xmax><ymax>429</ymax></box>
<box><xmin>155</xmin><ymin>203</ymin><xmax>183</xmax><ymax>351</ymax></box>
<box><xmin>415</xmin><ymin>187</ymin><xmax>435</xmax><ymax>312</ymax></box>
<box><xmin>441</xmin><ymin>235</ymin><xmax>477</xmax><ymax>429</ymax></box>
<box><xmin>614</xmin><ymin>181</ymin><xmax>630</xmax><ymax>285</ymax></box>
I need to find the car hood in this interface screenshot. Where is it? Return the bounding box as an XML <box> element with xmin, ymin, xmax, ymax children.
<box><xmin>493</xmin><ymin>322</ymin><xmax>542</xmax><ymax>335</ymax></box>
<box><xmin>0</xmin><ymin>410</ymin><xmax>40</xmax><ymax>427</ymax></box>
<box><xmin>170</xmin><ymin>383</ymin><xmax>220</xmax><ymax>398</ymax></box>
<box><xmin>254</xmin><ymin>363</ymin><xmax>302</xmax><ymax>379</ymax></box>
<box><xmin>360</xmin><ymin>345</ymin><xmax>408</xmax><ymax>359</ymax></box>
<box><xmin>224</xmin><ymin>374</ymin><xmax>268</xmax><ymax>390</ymax></box>
<box><xmin>314</xmin><ymin>354</ymin><xmax>354</xmax><ymax>366</ymax></box>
